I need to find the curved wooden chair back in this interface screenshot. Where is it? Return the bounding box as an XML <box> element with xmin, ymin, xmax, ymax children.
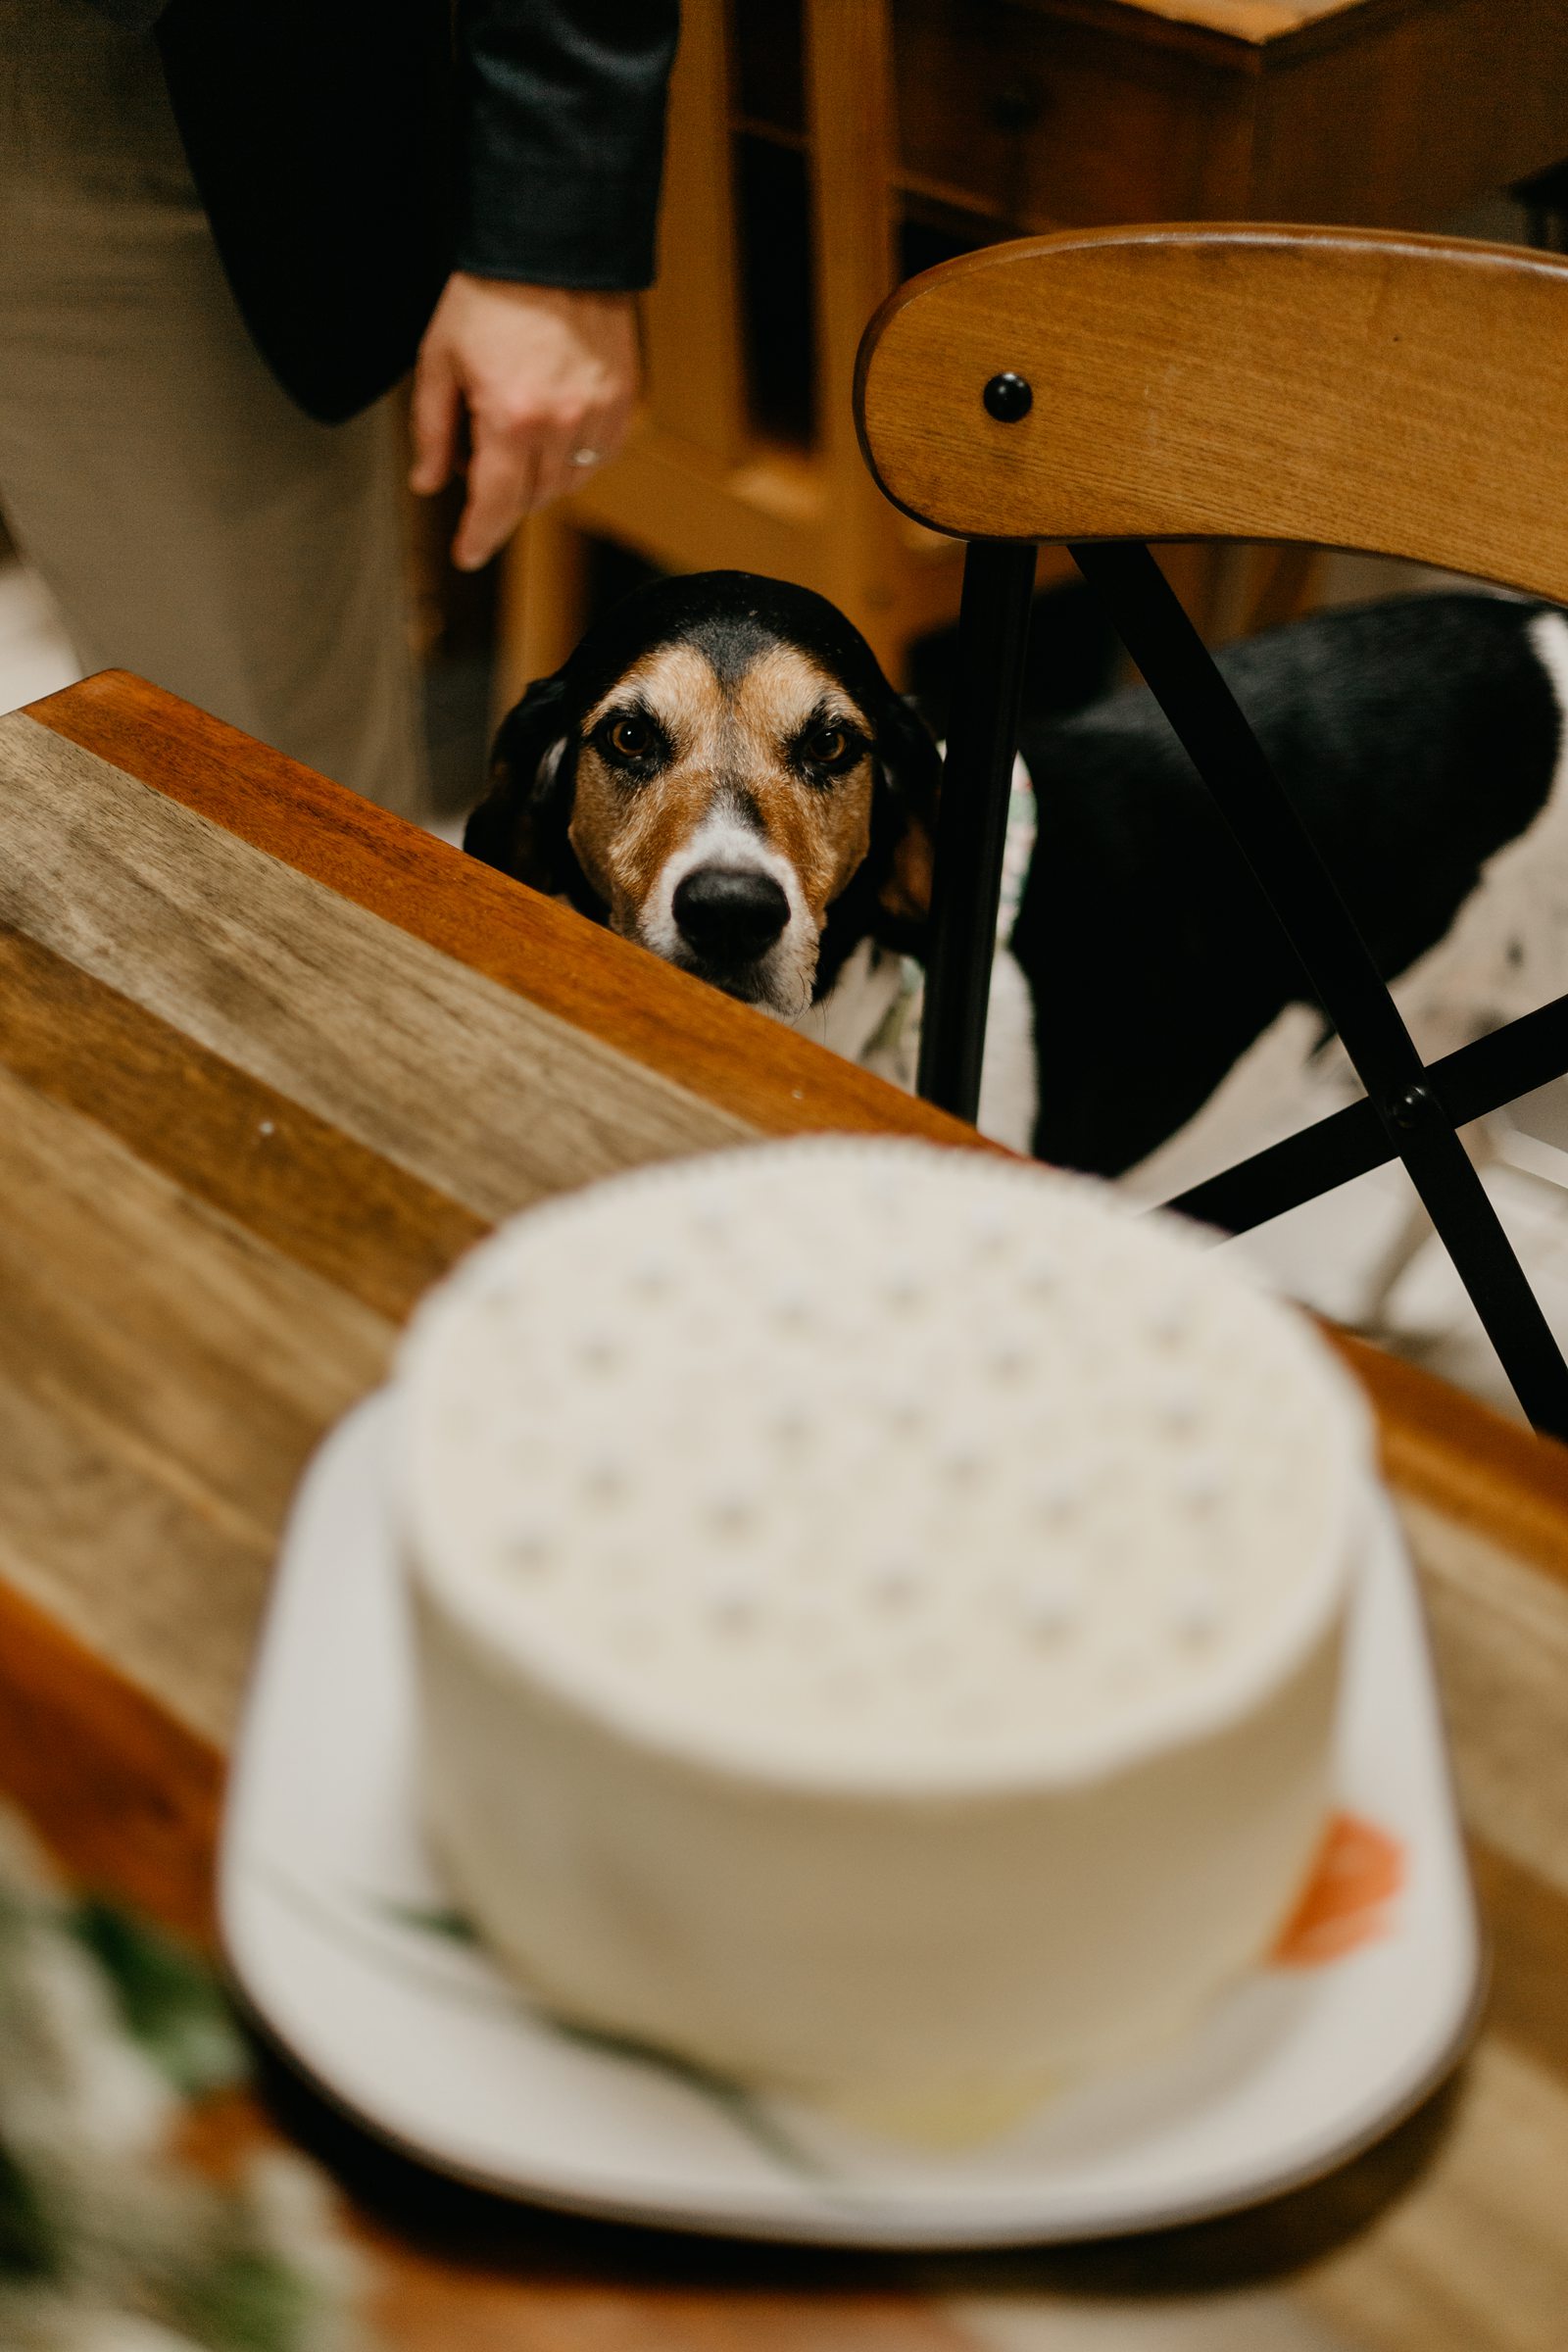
<box><xmin>853</xmin><ymin>224</ymin><xmax>1568</xmax><ymax>1438</ymax></box>
<box><xmin>857</xmin><ymin>223</ymin><xmax>1568</xmax><ymax>595</ymax></box>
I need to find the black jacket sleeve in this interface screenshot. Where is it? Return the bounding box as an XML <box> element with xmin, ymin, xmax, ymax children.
<box><xmin>456</xmin><ymin>1</ymin><xmax>680</xmax><ymax>292</ymax></box>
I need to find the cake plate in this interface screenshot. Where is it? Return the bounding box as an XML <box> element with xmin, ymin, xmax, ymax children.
<box><xmin>220</xmin><ymin>1389</ymin><xmax>1482</xmax><ymax>2249</ymax></box>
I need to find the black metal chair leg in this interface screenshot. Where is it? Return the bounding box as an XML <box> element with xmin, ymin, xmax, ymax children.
<box><xmin>1174</xmin><ymin>991</ymin><xmax>1568</xmax><ymax>1238</ymax></box>
<box><xmin>1395</xmin><ymin>1111</ymin><xmax>1568</xmax><ymax>1441</ymax></box>
<box><xmin>1070</xmin><ymin>538</ymin><xmax>1568</xmax><ymax>1441</ymax></box>
<box><xmin>1173</xmin><ymin>1096</ymin><xmax>1387</xmax><ymax>1236</ymax></box>
<box><xmin>916</xmin><ymin>539</ymin><xmax>1038</xmax><ymax>1122</ymax></box>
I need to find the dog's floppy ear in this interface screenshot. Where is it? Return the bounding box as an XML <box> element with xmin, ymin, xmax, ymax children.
<box><xmin>869</xmin><ymin>694</ymin><xmax>943</xmax><ymax>955</ymax></box>
<box><xmin>814</xmin><ymin>691</ymin><xmax>942</xmax><ymax>1000</ymax></box>
<box><xmin>465</xmin><ymin>673</ymin><xmax>596</xmax><ymax>909</ymax></box>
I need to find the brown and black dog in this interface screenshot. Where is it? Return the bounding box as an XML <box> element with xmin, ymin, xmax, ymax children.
<box><xmin>465</xmin><ymin>570</ymin><xmax>942</xmax><ymax>1023</ymax></box>
<box><xmin>466</xmin><ymin>566</ymin><xmax>1568</xmax><ymax>1194</ymax></box>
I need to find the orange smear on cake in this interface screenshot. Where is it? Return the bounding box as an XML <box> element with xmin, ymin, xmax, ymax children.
<box><xmin>1271</xmin><ymin>1811</ymin><xmax>1404</xmax><ymax>1967</ymax></box>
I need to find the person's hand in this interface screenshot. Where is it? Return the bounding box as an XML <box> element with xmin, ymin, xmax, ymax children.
<box><xmin>410</xmin><ymin>275</ymin><xmax>639</xmax><ymax>570</ymax></box>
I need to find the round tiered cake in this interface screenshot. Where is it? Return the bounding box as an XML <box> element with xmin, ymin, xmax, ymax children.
<box><xmin>398</xmin><ymin>1139</ymin><xmax>1369</xmax><ymax>2130</ymax></box>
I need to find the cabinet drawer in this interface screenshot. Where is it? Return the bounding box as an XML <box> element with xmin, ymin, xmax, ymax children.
<box><xmin>892</xmin><ymin>0</ymin><xmax>1253</xmax><ymax>229</ymax></box>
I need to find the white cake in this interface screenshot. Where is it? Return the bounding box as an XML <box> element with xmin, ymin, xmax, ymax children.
<box><xmin>398</xmin><ymin>1140</ymin><xmax>1369</xmax><ymax>2132</ymax></box>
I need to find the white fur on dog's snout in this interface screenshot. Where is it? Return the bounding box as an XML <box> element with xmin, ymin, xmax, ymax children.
<box><xmin>641</xmin><ymin>809</ymin><xmax>820</xmax><ymax>1016</ymax></box>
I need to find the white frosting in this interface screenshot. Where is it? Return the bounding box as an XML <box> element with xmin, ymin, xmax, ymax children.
<box><xmin>399</xmin><ymin>1140</ymin><xmax>1369</xmax><ymax>2122</ymax></box>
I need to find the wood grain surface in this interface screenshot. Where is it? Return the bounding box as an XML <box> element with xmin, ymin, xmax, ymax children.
<box><xmin>893</xmin><ymin>0</ymin><xmax>1568</xmax><ymax>233</ymax></box>
<box><xmin>22</xmin><ymin>675</ymin><xmax>988</xmax><ymax>1156</ymax></box>
<box><xmin>5</xmin><ymin>675</ymin><xmax>1568</xmax><ymax>2350</ymax></box>
<box><xmin>857</xmin><ymin>225</ymin><xmax>1568</xmax><ymax>604</ymax></box>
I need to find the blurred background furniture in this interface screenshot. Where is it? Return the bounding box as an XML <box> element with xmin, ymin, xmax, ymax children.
<box><xmin>493</xmin><ymin>0</ymin><xmax>1568</xmax><ymax>707</ymax></box>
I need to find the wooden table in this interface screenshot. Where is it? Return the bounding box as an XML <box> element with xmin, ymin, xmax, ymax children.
<box><xmin>5</xmin><ymin>673</ymin><xmax>1568</xmax><ymax>2350</ymax></box>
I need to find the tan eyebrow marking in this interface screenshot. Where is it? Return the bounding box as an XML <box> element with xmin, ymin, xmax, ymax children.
<box><xmin>729</xmin><ymin>644</ymin><xmax>870</xmax><ymax>748</ymax></box>
<box><xmin>584</xmin><ymin>642</ymin><xmax>722</xmax><ymax>739</ymax></box>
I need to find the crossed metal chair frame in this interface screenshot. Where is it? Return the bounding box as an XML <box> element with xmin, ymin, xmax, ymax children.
<box><xmin>855</xmin><ymin>225</ymin><xmax>1568</xmax><ymax>1441</ymax></box>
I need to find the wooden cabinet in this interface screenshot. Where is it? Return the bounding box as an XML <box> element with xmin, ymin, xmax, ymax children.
<box><xmin>893</xmin><ymin>2</ymin><xmax>1253</xmax><ymax>230</ymax></box>
<box><xmin>498</xmin><ymin>0</ymin><xmax>1568</xmax><ymax>704</ymax></box>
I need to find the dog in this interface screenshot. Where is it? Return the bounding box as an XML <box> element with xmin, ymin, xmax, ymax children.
<box><xmin>466</xmin><ymin>569</ymin><xmax>1568</xmax><ymax>1200</ymax></box>
<box><xmin>466</xmin><ymin>568</ymin><xmax>941</xmax><ymax>1015</ymax></box>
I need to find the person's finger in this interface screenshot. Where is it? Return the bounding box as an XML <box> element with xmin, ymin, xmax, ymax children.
<box><xmin>452</xmin><ymin>418</ymin><xmax>538</xmax><ymax>569</ymax></box>
<box><xmin>562</xmin><ymin>395</ymin><xmax>633</xmax><ymax>484</ymax></box>
<box><xmin>525</xmin><ymin>417</ymin><xmax>589</xmax><ymax>514</ymax></box>
<box><xmin>594</xmin><ymin>388</ymin><xmax>637</xmax><ymax>465</ymax></box>
<box><xmin>529</xmin><ymin>390</ymin><xmax>635</xmax><ymax>514</ymax></box>
<box><xmin>409</xmin><ymin>345</ymin><xmax>462</xmax><ymax>495</ymax></box>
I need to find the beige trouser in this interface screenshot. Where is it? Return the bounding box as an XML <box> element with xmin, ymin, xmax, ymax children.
<box><xmin>0</xmin><ymin>1</ymin><xmax>427</xmax><ymax>814</ymax></box>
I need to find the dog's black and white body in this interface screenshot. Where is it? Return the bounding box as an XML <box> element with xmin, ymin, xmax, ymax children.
<box><xmin>1012</xmin><ymin>591</ymin><xmax>1568</xmax><ymax>1198</ymax></box>
<box><xmin>466</xmin><ymin>571</ymin><xmax>1568</xmax><ymax>1198</ymax></box>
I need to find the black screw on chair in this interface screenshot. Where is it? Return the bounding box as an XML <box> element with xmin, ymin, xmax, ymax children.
<box><xmin>854</xmin><ymin>222</ymin><xmax>1568</xmax><ymax>1441</ymax></box>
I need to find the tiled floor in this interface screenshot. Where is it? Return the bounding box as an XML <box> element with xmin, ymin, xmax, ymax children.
<box><xmin>6</xmin><ymin>549</ymin><xmax>1568</xmax><ymax>1423</ymax></box>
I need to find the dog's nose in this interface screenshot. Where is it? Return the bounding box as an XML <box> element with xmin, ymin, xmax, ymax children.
<box><xmin>672</xmin><ymin>866</ymin><xmax>790</xmax><ymax>961</ymax></box>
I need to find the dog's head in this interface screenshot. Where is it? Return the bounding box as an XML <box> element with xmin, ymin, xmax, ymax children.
<box><xmin>466</xmin><ymin>570</ymin><xmax>941</xmax><ymax>1017</ymax></box>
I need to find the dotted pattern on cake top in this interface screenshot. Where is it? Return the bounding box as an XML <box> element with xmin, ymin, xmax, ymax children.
<box><xmin>399</xmin><ymin>1141</ymin><xmax>1365</xmax><ymax>1786</ymax></box>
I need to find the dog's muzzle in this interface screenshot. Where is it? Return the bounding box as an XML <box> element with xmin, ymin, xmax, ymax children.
<box><xmin>671</xmin><ymin>865</ymin><xmax>791</xmax><ymax>968</ymax></box>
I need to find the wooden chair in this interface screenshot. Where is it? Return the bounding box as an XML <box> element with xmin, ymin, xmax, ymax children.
<box><xmin>855</xmin><ymin>223</ymin><xmax>1568</xmax><ymax>1438</ymax></box>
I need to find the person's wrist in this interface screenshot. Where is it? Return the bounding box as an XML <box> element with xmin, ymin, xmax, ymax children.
<box><xmin>453</xmin><ymin>274</ymin><xmax>636</xmax><ymax>313</ymax></box>
<box><xmin>410</xmin><ymin>272</ymin><xmax>642</xmax><ymax>566</ymax></box>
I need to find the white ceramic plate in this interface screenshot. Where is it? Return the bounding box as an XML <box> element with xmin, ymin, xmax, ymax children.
<box><xmin>220</xmin><ymin>1391</ymin><xmax>1482</xmax><ymax>2248</ymax></box>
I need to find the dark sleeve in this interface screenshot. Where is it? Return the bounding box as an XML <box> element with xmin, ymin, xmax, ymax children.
<box><xmin>81</xmin><ymin>0</ymin><xmax>170</xmax><ymax>26</ymax></box>
<box><xmin>456</xmin><ymin>1</ymin><xmax>680</xmax><ymax>292</ymax></box>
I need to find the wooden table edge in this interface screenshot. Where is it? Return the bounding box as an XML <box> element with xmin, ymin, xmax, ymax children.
<box><xmin>1012</xmin><ymin>0</ymin><xmax>1413</xmax><ymax>69</ymax></box>
<box><xmin>0</xmin><ymin>1577</ymin><xmax>222</xmax><ymax>1943</ymax></box>
<box><xmin>22</xmin><ymin>672</ymin><xmax>993</xmax><ymax>1157</ymax></box>
<box><xmin>1333</xmin><ymin>1330</ymin><xmax>1568</xmax><ymax>1572</ymax></box>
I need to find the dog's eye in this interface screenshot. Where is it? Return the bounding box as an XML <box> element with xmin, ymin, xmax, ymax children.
<box><xmin>804</xmin><ymin>723</ymin><xmax>859</xmax><ymax>771</ymax></box>
<box><xmin>607</xmin><ymin>714</ymin><xmax>654</xmax><ymax>761</ymax></box>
